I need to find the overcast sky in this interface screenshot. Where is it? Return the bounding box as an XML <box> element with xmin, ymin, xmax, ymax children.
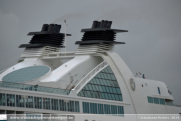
<box><xmin>0</xmin><ymin>0</ymin><xmax>181</xmax><ymax>105</ymax></box>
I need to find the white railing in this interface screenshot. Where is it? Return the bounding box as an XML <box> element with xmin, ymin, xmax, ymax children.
<box><xmin>0</xmin><ymin>68</ymin><xmax>9</xmax><ymax>74</ymax></box>
<box><xmin>71</xmin><ymin>60</ymin><xmax>108</xmax><ymax>93</ymax></box>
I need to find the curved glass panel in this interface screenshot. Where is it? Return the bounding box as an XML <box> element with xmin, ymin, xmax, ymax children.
<box><xmin>2</xmin><ymin>65</ymin><xmax>50</xmax><ymax>83</ymax></box>
<box><xmin>78</xmin><ymin>66</ymin><xmax>123</xmax><ymax>101</ymax></box>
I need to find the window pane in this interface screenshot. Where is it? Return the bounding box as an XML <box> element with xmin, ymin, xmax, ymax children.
<box><xmin>83</xmin><ymin>102</ymin><xmax>89</xmax><ymax>113</ymax></box>
<box><xmin>43</xmin><ymin>98</ymin><xmax>50</xmax><ymax>110</ymax></box>
<box><xmin>51</xmin><ymin>99</ymin><xmax>58</xmax><ymax>110</ymax></box>
<box><xmin>67</xmin><ymin>101</ymin><xmax>74</xmax><ymax>112</ymax></box>
<box><xmin>16</xmin><ymin>95</ymin><xmax>24</xmax><ymax>107</ymax></box>
<box><xmin>59</xmin><ymin>99</ymin><xmax>67</xmax><ymax>111</ymax></box>
<box><xmin>0</xmin><ymin>93</ymin><xmax>6</xmax><ymax>106</ymax></box>
<box><xmin>26</xmin><ymin>96</ymin><xmax>33</xmax><ymax>108</ymax></box>
<box><xmin>111</xmin><ymin>105</ymin><xmax>117</xmax><ymax>115</ymax></box>
<box><xmin>98</xmin><ymin>104</ymin><xmax>104</xmax><ymax>114</ymax></box>
<box><xmin>154</xmin><ymin>98</ymin><xmax>159</xmax><ymax>104</ymax></box>
<box><xmin>77</xmin><ymin>66</ymin><xmax>123</xmax><ymax>102</ymax></box>
<box><xmin>104</xmin><ymin>104</ymin><xmax>110</xmax><ymax>114</ymax></box>
<box><xmin>34</xmin><ymin>97</ymin><xmax>42</xmax><ymax>109</ymax></box>
<box><xmin>7</xmin><ymin>94</ymin><xmax>15</xmax><ymax>107</ymax></box>
<box><xmin>75</xmin><ymin>101</ymin><xmax>80</xmax><ymax>112</ymax></box>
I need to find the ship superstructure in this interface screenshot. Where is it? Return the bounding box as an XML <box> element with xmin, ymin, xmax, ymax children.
<box><xmin>0</xmin><ymin>20</ymin><xmax>180</xmax><ymax>121</ymax></box>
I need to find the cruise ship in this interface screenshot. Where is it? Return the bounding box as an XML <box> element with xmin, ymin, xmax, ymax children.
<box><xmin>0</xmin><ymin>20</ymin><xmax>181</xmax><ymax>121</ymax></box>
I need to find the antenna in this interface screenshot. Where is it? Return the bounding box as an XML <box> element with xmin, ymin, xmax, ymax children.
<box><xmin>64</xmin><ymin>19</ymin><xmax>67</xmax><ymax>55</ymax></box>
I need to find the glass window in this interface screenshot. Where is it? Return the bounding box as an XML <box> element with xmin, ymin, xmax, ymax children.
<box><xmin>0</xmin><ymin>93</ymin><xmax>6</xmax><ymax>106</ymax></box>
<box><xmin>67</xmin><ymin>101</ymin><xmax>74</xmax><ymax>112</ymax></box>
<box><xmin>90</xmin><ymin>103</ymin><xmax>97</xmax><ymax>114</ymax></box>
<box><xmin>159</xmin><ymin>98</ymin><xmax>165</xmax><ymax>105</ymax></box>
<box><xmin>7</xmin><ymin>94</ymin><xmax>15</xmax><ymax>107</ymax></box>
<box><xmin>34</xmin><ymin>97</ymin><xmax>42</xmax><ymax>109</ymax></box>
<box><xmin>78</xmin><ymin>66</ymin><xmax>123</xmax><ymax>101</ymax></box>
<box><xmin>82</xmin><ymin>102</ymin><xmax>89</xmax><ymax>113</ymax></box>
<box><xmin>118</xmin><ymin>95</ymin><xmax>123</xmax><ymax>101</ymax></box>
<box><xmin>75</xmin><ymin>101</ymin><xmax>80</xmax><ymax>112</ymax></box>
<box><xmin>25</xmin><ymin>96</ymin><xmax>33</xmax><ymax>108</ymax></box>
<box><xmin>104</xmin><ymin>104</ymin><xmax>110</xmax><ymax>114</ymax></box>
<box><xmin>16</xmin><ymin>95</ymin><xmax>25</xmax><ymax>107</ymax></box>
<box><xmin>118</xmin><ymin>106</ymin><xmax>124</xmax><ymax>116</ymax></box>
<box><xmin>111</xmin><ymin>105</ymin><xmax>117</xmax><ymax>115</ymax></box>
<box><xmin>147</xmin><ymin>97</ymin><xmax>153</xmax><ymax>103</ymax></box>
<box><xmin>98</xmin><ymin>104</ymin><xmax>104</xmax><ymax>114</ymax></box>
<box><xmin>88</xmin><ymin>84</ymin><xmax>93</xmax><ymax>90</ymax></box>
<box><xmin>51</xmin><ymin>99</ymin><xmax>59</xmax><ymax>111</ymax></box>
<box><xmin>154</xmin><ymin>97</ymin><xmax>159</xmax><ymax>104</ymax></box>
<box><xmin>59</xmin><ymin>99</ymin><xmax>67</xmax><ymax>111</ymax></box>
<box><xmin>116</xmin><ymin>88</ymin><xmax>121</xmax><ymax>94</ymax></box>
<box><xmin>43</xmin><ymin>98</ymin><xmax>50</xmax><ymax>110</ymax></box>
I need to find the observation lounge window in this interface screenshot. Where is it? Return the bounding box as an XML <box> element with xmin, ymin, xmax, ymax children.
<box><xmin>78</xmin><ymin>66</ymin><xmax>123</xmax><ymax>101</ymax></box>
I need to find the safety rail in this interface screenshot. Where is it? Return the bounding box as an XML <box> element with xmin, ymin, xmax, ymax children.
<box><xmin>0</xmin><ymin>68</ymin><xmax>9</xmax><ymax>74</ymax></box>
<box><xmin>0</xmin><ymin>81</ymin><xmax>70</xmax><ymax>95</ymax></box>
<box><xmin>71</xmin><ymin>60</ymin><xmax>108</xmax><ymax>93</ymax></box>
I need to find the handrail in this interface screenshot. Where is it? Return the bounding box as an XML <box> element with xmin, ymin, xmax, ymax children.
<box><xmin>0</xmin><ymin>68</ymin><xmax>9</xmax><ymax>74</ymax></box>
<box><xmin>71</xmin><ymin>60</ymin><xmax>108</xmax><ymax>93</ymax></box>
<box><xmin>0</xmin><ymin>81</ymin><xmax>70</xmax><ymax>95</ymax></box>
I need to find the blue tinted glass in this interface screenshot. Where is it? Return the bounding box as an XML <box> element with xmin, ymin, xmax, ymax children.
<box><xmin>154</xmin><ymin>98</ymin><xmax>159</xmax><ymax>104</ymax></box>
<box><xmin>111</xmin><ymin>105</ymin><xmax>117</xmax><ymax>114</ymax></box>
<box><xmin>78</xmin><ymin>66</ymin><xmax>123</xmax><ymax>101</ymax></box>
<box><xmin>3</xmin><ymin>66</ymin><xmax>50</xmax><ymax>83</ymax></box>
<box><xmin>101</xmin><ymin>93</ymin><xmax>105</xmax><ymax>99</ymax></box>
<box><xmin>90</xmin><ymin>103</ymin><xmax>97</xmax><ymax>114</ymax></box>
<box><xmin>104</xmin><ymin>104</ymin><xmax>110</xmax><ymax>114</ymax></box>
<box><xmin>118</xmin><ymin>106</ymin><xmax>124</xmax><ymax>116</ymax></box>
<box><xmin>98</xmin><ymin>104</ymin><xmax>104</xmax><ymax>114</ymax></box>
<box><xmin>83</xmin><ymin>102</ymin><xmax>89</xmax><ymax>113</ymax></box>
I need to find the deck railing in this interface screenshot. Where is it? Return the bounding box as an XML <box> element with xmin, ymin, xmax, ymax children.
<box><xmin>0</xmin><ymin>81</ymin><xmax>70</xmax><ymax>95</ymax></box>
<box><xmin>72</xmin><ymin>60</ymin><xmax>108</xmax><ymax>93</ymax></box>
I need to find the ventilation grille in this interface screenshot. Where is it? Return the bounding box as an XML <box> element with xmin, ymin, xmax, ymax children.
<box><xmin>82</xmin><ymin>31</ymin><xmax>116</xmax><ymax>41</ymax></box>
<box><xmin>30</xmin><ymin>34</ymin><xmax>65</xmax><ymax>46</ymax></box>
<box><xmin>75</xmin><ymin>20</ymin><xmax>127</xmax><ymax>45</ymax></box>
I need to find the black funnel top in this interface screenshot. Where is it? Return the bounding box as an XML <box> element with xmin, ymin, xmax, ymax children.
<box><xmin>19</xmin><ymin>24</ymin><xmax>71</xmax><ymax>48</ymax></box>
<box><xmin>75</xmin><ymin>20</ymin><xmax>127</xmax><ymax>45</ymax></box>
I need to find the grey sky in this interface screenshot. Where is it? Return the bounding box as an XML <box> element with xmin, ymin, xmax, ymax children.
<box><xmin>0</xmin><ymin>0</ymin><xmax>181</xmax><ymax>105</ymax></box>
